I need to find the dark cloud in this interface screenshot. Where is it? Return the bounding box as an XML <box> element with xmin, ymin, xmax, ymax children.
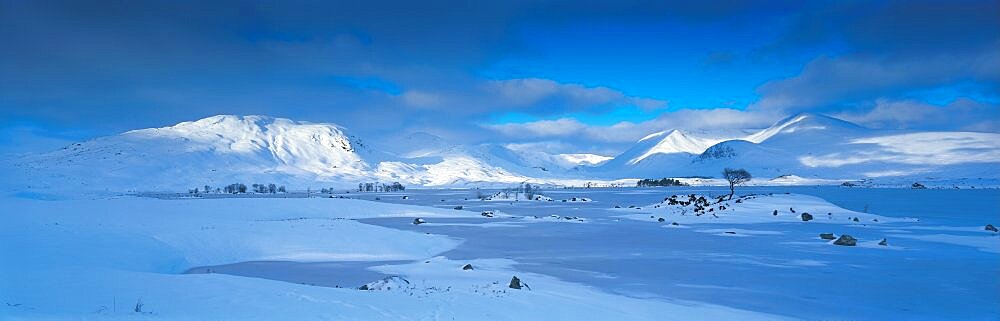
<box><xmin>751</xmin><ymin>0</ymin><xmax>1000</xmax><ymax>118</ymax></box>
<box><xmin>1</xmin><ymin>0</ymin><xmax>996</xmax><ymax>155</ymax></box>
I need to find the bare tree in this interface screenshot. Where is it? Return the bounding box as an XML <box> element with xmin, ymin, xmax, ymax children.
<box><xmin>722</xmin><ymin>168</ymin><xmax>751</xmax><ymax>199</ymax></box>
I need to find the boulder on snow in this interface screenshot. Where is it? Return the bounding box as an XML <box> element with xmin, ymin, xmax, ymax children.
<box><xmin>462</xmin><ymin>264</ymin><xmax>474</xmax><ymax>270</ymax></box>
<box><xmin>911</xmin><ymin>182</ymin><xmax>927</xmax><ymax>189</ymax></box>
<box><xmin>412</xmin><ymin>218</ymin><xmax>426</xmax><ymax>225</ymax></box>
<box><xmin>878</xmin><ymin>238</ymin><xmax>888</xmax><ymax>246</ymax></box>
<box><xmin>819</xmin><ymin>233</ymin><xmax>836</xmax><ymax>240</ymax></box>
<box><xmin>772</xmin><ymin>210</ymin><xmax>778</xmax><ymax>216</ymax></box>
<box><xmin>833</xmin><ymin>235</ymin><xmax>857</xmax><ymax>246</ymax></box>
<box><xmin>481</xmin><ymin>211</ymin><xmax>495</xmax><ymax>218</ymax></box>
<box><xmin>454</xmin><ymin>205</ymin><xmax>464</xmax><ymax>210</ymax></box>
<box><xmin>852</xmin><ymin>217</ymin><xmax>860</xmax><ymax>222</ymax></box>
<box><xmin>671</xmin><ymin>222</ymin><xmax>680</xmax><ymax>226</ymax></box>
<box><xmin>358</xmin><ymin>276</ymin><xmax>410</xmax><ymax>291</ymax></box>
<box><xmin>657</xmin><ymin>217</ymin><xmax>665</xmax><ymax>222</ymax></box>
<box><xmin>986</xmin><ymin>224</ymin><xmax>999</xmax><ymax>232</ymax></box>
<box><xmin>800</xmin><ymin>213</ymin><xmax>814</xmax><ymax>221</ymax></box>
<box><xmin>509</xmin><ymin>276</ymin><xmax>522</xmax><ymax>289</ymax></box>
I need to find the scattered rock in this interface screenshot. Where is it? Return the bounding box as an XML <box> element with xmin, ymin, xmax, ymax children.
<box><xmin>986</xmin><ymin>224</ymin><xmax>998</xmax><ymax>232</ymax></box>
<box><xmin>359</xmin><ymin>276</ymin><xmax>410</xmax><ymax>291</ymax></box>
<box><xmin>800</xmin><ymin>213</ymin><xmax>813</xmax><ymax>221</ymax></box>
<box><xmin>789</xmin><ymin>207</ymin><xmax>796</xmax><ymax>213</ymax></box>
<box><xmin>412</xmin><ymin>218</ymin><xmax>426</xmax><ymax>225</ymax></box>
<box><xmin>657</xmin><ymin>218</ymin><xmax>665</xmax><ymax>222</ymax></box>
<box><xmin>852</xmin><ymin>217</ymin><xmax>860</xmax><ymax>222</ymax></box>
<box><xmin>833</xmin><ymin>235</ymin><xmax>857</xmax><ymax>246</ymax></box>
<box><xmin>462</xmin><ymin>264</ymin><xmax>474</xmax><ymax>270</ymax></box>
<box><xmin>772</xmin><ymin>210</ymin><xmax>778</xmax><ymax>216</ymax></box>
<box><xmin>454</xmin><ymin>205</ymin><xmax>464</xmax><ymax>210</ymax></box>
<box><xmin>724</xmin><ymin>231</ymin><xmax>736</xmax><ymax>234</ymax></box>
<box><xmin>671</xmin><ymin>222</ymin><xmax>679</xmax><ymax>226</ymax></box>
<box><xmin>509</xmin><ymin>276</ymin><xmax>522</xmax><ymax>289</ymax></box>
<box><xmin>375</xmin><ymin>197</ymin><xmax>381</xmax><ymax>200</ymax></box>
<box><xmin>819</xmin><ymin>233</ymin><xmax>836</xmax><ymax>240</ymax></box>
<box><xmin>614</xmin><ymin>205</ymin><xmax>621</xmax><ymax>208</ymax></box>
<box><xmin>878</xmin><ymin>238</ymin><xmax>888</xmax><ymax>246</ymax></box>
<box><xmin>402</xmin><ymin>196</ymin><xmax>409</xmax><ymax>200</ymax></box>
<box><xmin>481</xmin><ymin>211</ymin><xmax>495</xmax><ymax>218</ymax></box>
<box><xmin>911</xmin><ymin>182</ymin><xmax>927</xmax><ymax>189</ymax></box>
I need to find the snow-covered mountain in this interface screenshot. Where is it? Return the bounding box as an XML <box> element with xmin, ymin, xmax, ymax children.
<box><xmin>6</xmin><ymin>113</ymin><xmax>998</xmax><ymax>194</ymax></box>
<box><xmin>5</xmin><ymin>115</ymin><xmax>587</xmax><ymax>192</ymax></box>
<box><xmin>594</xmin><ymin>113</ymin><xmax>1000</xmax><ymax>182</ymax></box>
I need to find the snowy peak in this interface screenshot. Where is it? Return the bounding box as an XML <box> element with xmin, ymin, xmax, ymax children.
<box><xmin>629</xmin><ymin>130</ymin><xmax>730</xmax><ymax>165</ymax></box>
<box><xmin>745</xmin><ymin>112</ymin><xmax>863</xmax><ymax>143</ymax></box>
<box><xmin>126</xmin><ymin>115</ymin><xmax>373</xmax><ymax>171</ymax></box>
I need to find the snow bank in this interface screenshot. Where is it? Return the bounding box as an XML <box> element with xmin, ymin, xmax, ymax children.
<box><xmin>616</xmin><ymin>193</ymin><xmax>914</xmax><ymax>225</ymax></box>
<box><xmin>1</xmin><ymin>196</ymin><xmax>781</xmax><ymax>320</ymax></box>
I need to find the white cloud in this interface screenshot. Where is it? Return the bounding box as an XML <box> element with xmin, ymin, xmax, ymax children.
<box><xmin>753</xmin><ymin>49</ymin><xmax>1000</xmax><ymax>112</ymax></box>
<box><xmin>835</xmin><ymin>98</ymin><xmax>1000</xmax><ymax>132</ymax></box>
<box><xmin>486</xmin><ymin>108</ymin><xmax>781</xmax><ymax>144</ymax></box>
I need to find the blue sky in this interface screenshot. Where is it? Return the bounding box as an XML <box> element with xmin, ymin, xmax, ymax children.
<box><xmin>1</xmin><ymin>0</ymin><xmax>998</xmax><ymax>155</ymax></box>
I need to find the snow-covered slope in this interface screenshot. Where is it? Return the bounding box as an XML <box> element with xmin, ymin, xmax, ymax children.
<box><xmin>6</xmin><ymin>113</ymin><xmax>998</xmax><ymax>193</ymax></box>
<box><xmin>7</xmin><ymin>115</ymin><xmax>387</xmax><ymax>192</ymax></box>
<box><xmin>595</xmin><ymin>113</ymin><xmax>1000</xmax><ymax>182</ymax></box>
<box><xmin>4</xmin><ymin>115</ymin><xmax>588</xmax><ymax>193</ymax></box>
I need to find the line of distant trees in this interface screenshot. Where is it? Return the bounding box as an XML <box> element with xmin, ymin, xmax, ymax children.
<box><xmin>636</xmin><ymin>178</ymin><xmax>688</xmax><ymax>187</ymax></box>
<box><xmin>188</xmin><ymin>183</ymin><xmax>286</xmax><ymax>194</ymax></box>
<box><xmin>358</xmin><ymin>182</ymin><xmax>406</xmax><ymax>192</ymax></box>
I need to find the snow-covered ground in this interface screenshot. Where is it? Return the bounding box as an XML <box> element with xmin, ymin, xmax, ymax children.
<box><xmin>3</xmin><ymin>186</ymin><xmax>998</xmax><ymax>320</ymax></box>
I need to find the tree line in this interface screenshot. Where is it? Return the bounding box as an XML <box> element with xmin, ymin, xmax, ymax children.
<box><xmin>358</xmin><ymin>182</ymin><xmax>406</xmax><ymax>192</ymax></box>
<box><xmin>188</xmin><ymin>183</ymin><xmax>286</xmax><ymax>194</ymax></box>
<box><xmin>636</xmin><ymin>178</ymin><xmax>688</xmax><ymax>187</ymax></box>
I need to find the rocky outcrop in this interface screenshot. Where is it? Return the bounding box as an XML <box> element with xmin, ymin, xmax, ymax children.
<box><xmin>833</xmin><ymin>235</ymin><xmax>857</xmax><ymax>246</ymax></box>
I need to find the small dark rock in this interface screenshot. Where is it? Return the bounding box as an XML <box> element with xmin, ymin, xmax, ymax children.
<box><xmin>819</xmin><ymin>233</ymin><xmax>836</xmax><ymax>240</ymax></box>
<box><xmin>462</xmin><ymin>264</ymin><xmax>474</xmax><ymax>270</ymax></box>
<box><xmin>509</xmin><ymin>276</ymin><xmax>522</xmax><ymax>289</ymax></box>
<box><xmin>878</xmin><ymin>238</ymin><xmax>888</xmax><ymax>246</ymax></box>
<box><xmin>911</xmin><ymin>182</ymin><xmax>927</xmax><ymax>189</ymax></box>
<box><xmin>412</xmin><ymin>218</ymin><xmax>426</xmax><ymax>225</ymax></box>
<box><xmin>454</xmin><ymin>205</ymin><xmax>464</xmax><ymax>210</ymax></box>
<box><xmin>657</xmin><ymin>217</ymin><xmax>665</xmax><ymax>222</ymax></box>
<box><xmin>833</xmin><ymin>235</ymin><xmax>857</xmax><ymax>246</ymax></box>
<box><xmin>671</xmin><ymin>222</ymin><xmax>679</xmax><ymax>226</ymax></box>
<box><xmin>800</xmin><ymin>213</ymin><xmax>813</xmax><ymax>221</ymax></box>
<box><xmin>772</xmin><ymin>210</ymin><xmax>778</xmax><ymax>216</ymax></box>
<box><xmin>789</xmin><ymin>207</ymin><xmax>796</xmax><ymax>213</ymax></box>
<box><xmin>985</xmin><ymin>224</ymin><xmax>998</xmax><ymax>232</ymax></box>
<box><xmin>724</xmin><ymin>231</ymin><xmax>736</xmax><ymax>234</ymax></box>
<box><xmin>852</xmin><ymin>217</ymin><xmax>860</xmax><ymax>222</ymax></box>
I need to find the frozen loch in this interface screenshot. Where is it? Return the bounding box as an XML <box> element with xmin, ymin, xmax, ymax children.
<box><xmin>2</xmin><ymin>186</ymin><xmax>998</xmax><ymax>320</ymax></box>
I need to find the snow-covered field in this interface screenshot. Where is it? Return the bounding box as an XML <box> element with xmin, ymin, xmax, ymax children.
<box><xmin>2</xmin><ymin>187</ymin><xmax>998</xmax><ymax>320</ymax></box>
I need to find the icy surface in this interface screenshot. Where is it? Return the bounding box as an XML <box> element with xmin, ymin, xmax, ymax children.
<box><xmin>4</xmin><ymin>187</ymin><xmax>997</xmax><ymax>319</ymax></box>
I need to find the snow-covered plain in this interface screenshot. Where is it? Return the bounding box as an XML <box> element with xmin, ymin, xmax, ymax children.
<box><xmin>3</xmin><ymin>186</ymin><xmax>998</xmax><ymax>320</ymax></box>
